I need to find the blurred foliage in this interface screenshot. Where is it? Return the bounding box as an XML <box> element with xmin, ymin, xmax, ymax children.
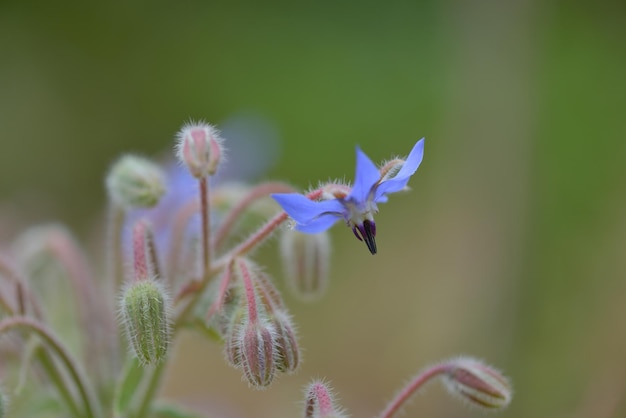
<box><xmin>1</xmin><ymin>0</ymin><xmax>626</xmax><ymax>417</ymax></box>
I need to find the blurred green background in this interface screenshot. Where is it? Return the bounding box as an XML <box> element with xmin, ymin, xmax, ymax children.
<box><xmin>1</xmin><ymin>0</ymin><xmax>626</xmax><ymax>417</ymax></box>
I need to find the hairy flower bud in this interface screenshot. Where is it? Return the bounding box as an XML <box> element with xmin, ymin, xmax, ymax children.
<box><xmin>304</xmin><ymin>380</ymin><xmax>347</xmax><ymax>418</ymax></box>
<box><xmin>120</xmin><ymin>280</ymin><xmax>171</xmax><ymax>365</ymax></box>
<box><xmin>175</xmin><ymin>122</ymin><xmax>223</xmax><ymax>178</ymax></box>
<box><xmin>443</xmin><ymin>357</ymin><xmax>512</xmax><ymax>409</ymax></box>
<box><xmin>279</xmin><ymin>229</ymin><xmax>330</xmax><ymax>301</ymax></box>
<box><xmin>223</xmin><ymin>308</ymin><xmax>246</xmax><ymax>368</ymax></box>
<box><xmin>271</xmin><ymin>310</ymin><xmax>300</xmax><ymax>373</ymax></box>
<box><xmin>239</xmin><ymin>320</ymin><xmax>277</xmax><ymax>388</ymax></box>
<box><xmin>106</xmin><ymin>155</ymin><xmax>166</xmax><ymax>208</ymax></box>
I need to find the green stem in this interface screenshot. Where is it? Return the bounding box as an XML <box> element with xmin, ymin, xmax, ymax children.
<box><xmin>0</xmin><ymin>316</ymin><xmax>102</xmax><ymax>418</ymax></box>
<box><xmin>134</xmin><ymin>363</ymin><xmax>166</xmax><ymax>418</ymax></box>
<box><xmin>35</xmin><ymin>345</ymin><xmax>83</xmax><ymax>418</ymax></box>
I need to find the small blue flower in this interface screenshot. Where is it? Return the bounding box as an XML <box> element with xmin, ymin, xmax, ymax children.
<box><xmin>272</xmin><ymin>139</ymin><xmax>424</xmax><ymax>254</ymax></box>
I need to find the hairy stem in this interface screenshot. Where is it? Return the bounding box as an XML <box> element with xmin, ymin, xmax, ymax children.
<box><xmin>378</xmin><ymin>363</ymin><xmax>450</xmax><ymax>418</ymax></box>
<box><xmin>212</xmin><ymin>182</ymin><xmax>296</xmax><ymax>250</ymax></box>
<box><xmin>237</xmin><ymin>259</ymin><xmax>258</xmax><ymax>323</ymax></box>
<box><xmin>199</xmin><ymin>177</ymin><xmax>211</xmax><ymax>279</ymax></box>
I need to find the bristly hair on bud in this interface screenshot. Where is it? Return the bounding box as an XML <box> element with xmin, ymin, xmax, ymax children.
<box><xmin>279</xmin><ymin>229</ymin><xmax>330</xmax><ymax>301</ymax></box>
<box><xmin>442</xmin><ymin>357</ymin><xmax>513</xmax><ymax>410</ymax></box>
<box><xmin>106</xmin><ymin>154</ymin><xmax>166</xmax><ymax>209</ymax></box>
<box><xmin>175</xmin><ymin>121</ymin><xmax>224</xmax><ymax>178</ymax></box>
<box><xmin>238</xmin><ymin>319</ymin><xmax>278</xmax><ymax>389</ymax></box>
<box><xmin>119</xmin><ymin>279</ymin><xmax>171</xmax><ymax>366</ymax></box>
<box><xmin>304</xmin><ymin>380</ymin><xmax>348</xmax><ymax>418</ymax></box>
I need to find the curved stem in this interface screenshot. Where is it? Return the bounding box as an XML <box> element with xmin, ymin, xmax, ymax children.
<box><xmin>0</xmin><ymin>253</ymin><xmax>44</xmax><ymax>319</ymax></box>
<box><xmin>378</xmin><ymin>363</ymin><xmax>451</xmax><ymax>418</ymax></box>
<box><xmin>0</xmin><ymin>316</ymin><xmax>102</xmax><ymax>418</ymax></box>
<box><xmin>237</xmin><ymin>259</ymin><xmax>258</xmax><ymax>323</ymax></box>
<box><xmin>212</xmin><ymin>182</ymin><xmax>296</xmax><ymax>250</ymax></box>
<box><xmin>36</xmin><ymin>345</ymin><xmax>83</xmax><ymax>418</ymax></box>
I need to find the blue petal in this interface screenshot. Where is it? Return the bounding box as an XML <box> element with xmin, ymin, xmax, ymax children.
<box><xmin>271</xmin><ymin>193</ymin><xmax>344</xmax><ymax>224</ymax></box>
<box><xmin>350</xmin><ymin>147</ymin><xmax>381</xmax><ymax>203</ymax></box>
<box><xmin>374</xmin><ymin>138</ymin><xmax>424</xmax><ymax>201</ymax></box>
<box><xmin>295</xmin><ymin>213</ymin><xmax>341</xmax><ymax>233</ymax></box>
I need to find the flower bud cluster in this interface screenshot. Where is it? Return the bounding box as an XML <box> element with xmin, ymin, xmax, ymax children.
<box><xmin>218</xmin><ymin>258</ymin><xmax>300</xmax><ymax>389</ymax></box>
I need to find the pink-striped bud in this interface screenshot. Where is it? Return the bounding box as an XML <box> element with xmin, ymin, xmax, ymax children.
<box><xmin>443</xmin><ymin>357</ymin><xmax>512</xmax><ymax>410</ymax></box>
<box><xmin>279</xmin><ymin>229</ymin><xmax>330</xmax><ymax>301</ymax></box>
<box><xmin>223</xmin><ymin>308</ymin><xmax>246</xmax><ymax>368</ymax></box>
<box><xmin>304</xmin><ymin>380</ymin><xmax>347</xmax><ymax>418</ymax></box>
<box><xmin>239</xmin><ymin>320</ymin><xmax>277</xmax><ymax>388</ymax></box>
<box><xmin>271</xmin><ymin>310</ymin><xmax>300</xmax><ymax>373</ymax></box>
<box><xmin>175</xmin><ymin>122</ymin><xmax>223</xmax><ymax>178</ymax></box>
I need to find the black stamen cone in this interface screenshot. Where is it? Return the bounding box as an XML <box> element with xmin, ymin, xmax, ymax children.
<box><xmin>354</xmin><ymin>220</ymin><xmax>377</xmax><ymax>255</ymax></box>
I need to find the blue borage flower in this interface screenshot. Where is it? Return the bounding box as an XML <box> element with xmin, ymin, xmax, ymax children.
<box><xmin>272</xmin><ymin>139</ymin><xmax>424</xmax><ymax>254</ymax></box>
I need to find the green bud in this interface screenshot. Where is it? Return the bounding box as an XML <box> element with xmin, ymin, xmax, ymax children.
<box><xmin>120</xmin><ymin>280</ymin><xmax>171</xmax><ymax>365</ymax></box>
<box><xmin>106</xmin><ymin>155</ymin><xmax>166</xmax><ymax>209</ymax></box>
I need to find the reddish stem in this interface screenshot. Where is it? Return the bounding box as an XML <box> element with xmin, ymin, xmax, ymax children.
<box><xmin>205</xmin><ymin>262</ymin><xmax>234</xmax><ymax>320</ymax></box>
<box><xmin>0</xmin><ymin>253</ymin><xmax>43</xmax><ymax>319</ymax></box>
<box><xmin>132</xmin><ymin>221</ymin><xmax>149</xmax><ymax>281</ymax></box>
<box><xmin>225</xmin><ymin>189</ymin><xmax>324</xmax><ymax>261</ymax></box>
<box><xmin>199</xmin><ymin>177</ymin><xmax>211</xmax><ymax>279</ymax></box>
<box><xmin>213</xmin><ymin>182</ymin><xmax>296</xmax><ymax>250</ymax></box>
<box><xmin>237</xmin><ymin>259</ymin><xmax>258</xmax><ymax>324</ymax></box>
<box><xmin>378</xmin><ymin>363</ymin><xmax>451</xmax><ymax>418</ymax></box>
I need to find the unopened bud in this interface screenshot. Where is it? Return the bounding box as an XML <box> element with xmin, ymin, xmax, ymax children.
<box><xmin>280</xmin><ymin>229</ymin><xmax>330</xmax><ymax>301</ymax></box>
<box><xmin>239</xmin><ymin>320</ymin><xmax>277</xmax><ymax>388</ymax></box>
<box><xmin>106</xmin><ymin>155</ymin><xmax>166</xmax><ymax>208</ymax></box>
<box><xmin>443</xmin><ymin>357</ymin><xmax>512</xmax><ymax>410</ymax></box>
<box><xmin>271</xmin><ymin>310</ymin><xmax>300</xmax><ymax>373</ymax></box>
<box><xmin>379</xmin><ymin>158</ymin><xmax>405</xmax><ymax>181</ymax></box>
<box><xmin>120</xmin><ymin>280</ymin><xmax>171</xmax><ymax>365</ymax></box>
<box><xmin>304</xmin><ymin>380</ymin><xmax>346</xmax><ymax>418</ymax></box>
<box><xmin>175</xmin><ymin>122</ymin><xmax>223</xmax><ymax>178</ymax></box>
<box><xmin>223</xmin><ymin>307</ymin><xmax>246</xmax><ymax>368</ymax></box>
